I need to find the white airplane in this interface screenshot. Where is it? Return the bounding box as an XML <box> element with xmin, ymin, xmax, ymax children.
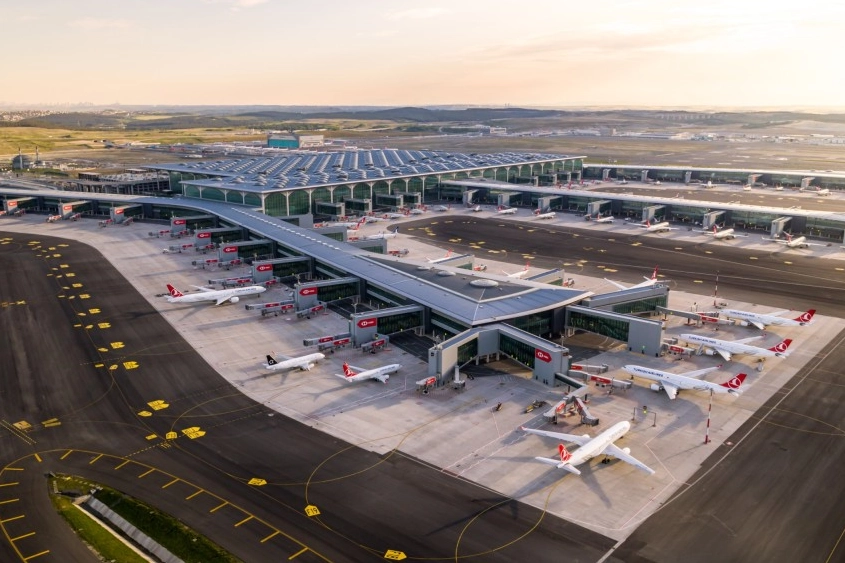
<box><xmin>534</xmin><ymin>211</ymin><xmax>556</xmax><ymax>220</ymax></box>
<box><xmin>502</xmin><ymin>262</ymin><xmax>530</xmax><ymax>279</ymax></box>
<box><xmin>720</xmin><ymin>308</ymin><xmax>815</xmax><ymax>330</ymax></box>
<box><xmin>383</xmin><ymin>212</ymin><xmax>406</xmax><ymax>220</ymax></box>
<box><xmin>334</xmin><ymin>218</ymin><xmax>366</xmax><ymax>229</ymax></box>
<box><xmin>768</xmin><ymin>233</ymin><xmax>825</xmax><ymax>249</ymax></box>
<box><xmin>699</xmin><ymin>225</ymin><xmax>743</xmax><ymax>240</ymax></box>
<box><xmin>591</xmin><ymin>213</ymin><xmax>614</xmax><ymax>223</ymax></box>
<box><xmin>165</xmin><ymin>283</ymin><xmax>266</xmax><ymax>306</ymax></box>
<box><xmin>496</xmin><ymin>206</ymin><xmax>517</xmax><ymax>215</ymax></box>
<box><xmin>606</xmin><ymin>266</ymin><xmax>660</xmax><ymax>291</ymax></box>
<box><xmin>364</xmin><ymin>215</ymin><xmax>387</xmax><ymax>223</ymax></box>
<box><xmin>680</xmin><ymin>333</ymin><xmax>792</xmax><ymax>362</ymax></box>
<box><xmin>701</xmin><ymin>180</ymin><xmax>717</xmax><ymax>188</ymax></box>
<box><xmin>521</xmin><ymin>421</ymin><xmax>655</xmax><ymax>476</ymax></box>
<box><xmin>815</xmin><ymin>187</ymin><xmax>831</xmax><ymax>196</ymax></box>
<box><xmin>468</xmin><ymin>205</ymin><xmax>482</xmax><ymax>212</ymax></box>
<box><xmin>46</xmin><ymin>214</ymin><xmax>62</xmax><ymax>223</ymax></box>
<box><xmin>263</xmin><ymin>352</ymin><xmax>325</xmax><ymax>372</ymax></box>
<box><xmin>363</xmin><ymin>228</ymin><xmax>399</xmax><ymax>241</ymax></box>
<box><xmin>335</xmin><ymin>361</ymin><xmax>400</xmax><ymax>384</ymax></box>
<box><xmin>433</xmin><ymin>205</ymin><xmax>450</xmax><ymax>212</ymax></box>
<box><xmin>634</xmin><ymin>220</ymin><xmax>675</xmax><ymax>233</ymax></box>
<box><xmin>408</xmin><ymin>208</ymin><xmax>426</xmax><ymax>215</ymax></box>
<box><xmin>623</xmin><ymin>364</ymin><xmax>747</xmax><ymax>400</ymax></box>
<box><xmin>426</xmin><ymin>249</ymin><xmax>453</xmax><ymax>263</ymax></box>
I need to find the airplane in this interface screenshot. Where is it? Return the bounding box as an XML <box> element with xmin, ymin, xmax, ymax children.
<box><xmin>496</xmin><ymin>206</ymin><xmax>517</xmax><ymax>215</ymax></box>
<box><xmin>165</xmin><ymin>283</ymin><xmax>266</xmax><ymax>306</ymax></box>
<box><xmin>680</xmin><ymin>333</ymin><xmax>792</xmax><ymax>362</ymax></box>
<box><xmin>383</xmin><ymin>212</ymin><xmax>407</xmax><ymax>220</ymax></box>
<box><xmin>363</xmin><ymin>227</ymin><xmax>399</xmax><ymax>240</ymax></box>
<box><xmin>433</xmin><ymin>205</ymin><xmax>450</xmax><ymax>212</ymax></box>
<box><xmin>468</xmin><ymin>205</ymin><xmax>482</xmax><ymax>212</ymax></box>
<box><xmin>634</xmin><ymin>220</ymin><xmax>675</xmax><ymax>233</ymax></box>
<box><xmin>263</xmin><ymin>352</ymin><xmax>326</xmax><ymax>372</ymax></box>
<box><xmin>46</xmin><ymin>215</ymin><xmax>62</xmax><ymax>223</ymax></box>
<box><xmin>591</xmin><ymin>213</ymin><xmax>614</xmax><ymax>223</ymax></box>
<box><xmin>605</xmin><ymin>266</ymin><xmax>660</xmax><ymax>291</ymax></box>
<box><xmin>426</xmin><ymin>249</ymin><xmax>453</xmax><ymax>263</ymax></box>
<box><xmin>623</xmin><ymin>364</ymin><xmax>747</xmax><ymax>400</ymax></box>
<box><xmin>815</xmin><ymin>187</ymin><xmax>831</xmax><ymax>196</ymax></box>
<box><xmin>408</xmin><ymin>208</ymin><xmax>427</xmax><ymax>215</ymax></box>
<box><xmin>719</xmin><ymin>308</ymin><xmax>815</xmax><ymax>330</ymax></box>
<box><xmin>335</xmin><ymin>361</ymin><xmax>401</xmax><ymax>384</ymax></box>
<box><xmin>521</xmin><ymin>420</ymin><xmax>655</xmax><ymax>476</ymax></box>
<box><xmin>502</xmin><ymin>262</ymin><xmax>530</xmax><ymax>279</ymax></box>
<box><xmin>698</xmin><ymin>225</ymin><xmax>744</xmax><ymax>240</ymax></box>
<box><xmin>364</xmin><ymin>215</ymin><xmax>387</xmax><ymax>223</ymax></box>
<box><xmin>332</xmin><ymin>218</ymin><xmax>366</xmax><ymax>229</ymax></box>
<box><xmin>767</xmin><ymin>233</ymin><xmax>826</xmax><ymax>249</ymax></box>
<box><xmin>534</xmin><ymin>211</ymin><xmax>556</xmax><ymax>220</ymax></box>
<box><xmin>701</xmin><ymin>180</ymin><xmax>717</xmax><ymax>188</ymax></box>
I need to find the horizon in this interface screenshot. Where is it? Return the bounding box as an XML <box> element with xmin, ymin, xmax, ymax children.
<box><xmin>5</xmin><ymin>1</ymin><xmax>845</xmax><ymax>108</ymax></box>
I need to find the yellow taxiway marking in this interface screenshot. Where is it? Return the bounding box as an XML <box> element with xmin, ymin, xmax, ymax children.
<box><xmin>0</xmin><ymin>499</ymin><xmax>19</xmax><ymax>505</ymax></box>
<box><xmin>261</xmin><ymin>530</ymin><xmax>280</xmax><ymax>543</ymax></box>
<box><xmin>185</xmin><ymin>489</ymin><xmax>203</xmax><ymax>500</ymax></box>
<box><xmin>60</xmin><ymin>450</ymin><xmax>72</xmax><ymax>460</ymax></box>
<box><xmin>210</xmin><ymin>501</ymin><xmax>228</xmax><ymax>513</ymax></box>
<box><xmin>4</xmin><ymin>468</ymin><xmax>23</xmax><ymax>472</ymax></box>
<box><xmin>304</xmin><ymin>505</ymin><xmax>320</xmax><ymax>517</ymax></box>
<box><xmin>749</xmin><ymin>256</ymin><xmax>758</xmax><ymax>260</ymax></box>
<box><xmin>162</xmin><ymin>479</ymin><xmax>179</xmax><ymax>489</ymax></box>
<box><xmin>10</xmin><ymin>532</ymin><xmax>35</xmax><ymax>542</ymax></box>
<box><xmin>138</xmin><ymin>468</ymin><xmax>155</xmax><ymax>478</ymax></box>
<box><xmin>114</xmin><ymin>460</ymin><xmax>130</xmax><ymax>470</ymax></box>
<box><xmin>0</xmin><ymin>483</ymin><xmax>19</xmax><ymax>488</ymax></box>
<box><xmin>33</xmin><ymin>454</ymin><xmax>41</xmax><ymax>463</ymax></box>
<box><xmin>1</xmin><ymin>515</ymin><xmax>25</xmax><ymax>524</ymax></box>
<box><xmin>89</xmin><ymin>454</ymin><xmax>103</xmax><ymax>465</ymax></box>
<box><xmin>288</xmin><ymin>546</ymin><xmax>307</xmax><ymax>558</ymax></box>
<box><xmin>234</xmin><ymin>515</ymin><xmax>253</xmax><ymax>527</ymax></box>
<box><xmin>23</xmin><ymin>550</ymin><xmax>50</xmax><ymax>561</ymax></box>
<box><xmin>784</xmin><ymin>261</ymin><xmax>793</xmax><ymax>265</ymax></box>
<box><xmin>384</xmin><ymin>550</ymin><xmax>407</xmax><ymax>560</ymax></box>
<box><xmin>693</xmin><ymin>280</ymin><xmax>704</xmax><ymax>284</ymax></box>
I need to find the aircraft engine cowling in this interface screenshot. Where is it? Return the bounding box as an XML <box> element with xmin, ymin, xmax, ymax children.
<box><xmin>736</xmin><ymin>320</ymin><xmax>751</xmax><ymax>327</ymax></box>
<box><xmin>703</xmin><ymin>349</ymin><xmax>718</xmax><ymax>356</ymax></box>
<box><xmin>304</xmin><ymin>363</ymin><xmax>315</xmax><ymax>371</ymax></box>
<box><xmin>649</xmin><ymin>384</ymin><xmax>662</xmax><ymax>393</ymax></box>
<box><xmin>621</xmin><ymin>447</ymin><xmax>631</xmax><ymax>455</ymax></box>
<box><xmin>229</xmin><ymin>296</ymin><xmax>240</xmax><ymax>304</ymax></box>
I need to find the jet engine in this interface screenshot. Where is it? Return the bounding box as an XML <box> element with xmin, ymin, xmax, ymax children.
<box><xmin>229</xmin><ymin>296</ymin><xmax>240</xmax><ymax>303</ymax></box>
<box><xmin>649</xmin><ymin>384</ymin><xmax>663</xmax><ymax>393</ymax></box>
<box><xmin>621</xmin><ymin>447</ymin><xmax>631</xmax><ymax>455</ymax></box>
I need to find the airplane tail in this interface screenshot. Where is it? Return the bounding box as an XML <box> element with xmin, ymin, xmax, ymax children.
<box><xmin>720</xmin><ymin>373</ymin><xmax>747</xmax><ymax>394</ymax></box>
<box><xmin>558</xmin><ymin>443</ymin><xmax>573</xmax><ymax>464</ymax></box>
<box><xmin>769</xmin><ymin>339</ymin><xmax>792</xmax><ymax>356</ymax></box>
<box><xmin>166</xmin><ymin>284</ymin><xmax>184</xmax><ymax>298</ymax></box>
<box><xmin>649</xmin><ymin>266</ymin><xmax>658</xmax><ymax>281</ymax></box>
<box><xmin>342</xmin><ymin>362</ymin><xmax>357</xmax><ymax>377</ymax></box>
<box><xmin>794</xmin><ymin>309</ymin><xmax>816</xmax><ymax>324</ymax></box>
<box><xmin>266</xmin><ymin>354</ymin><xmax>278</xmax><ymax>366</ymax></box>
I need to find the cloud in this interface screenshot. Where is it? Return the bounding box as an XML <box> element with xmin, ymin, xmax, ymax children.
<box><xmin>386</xmin><ymin>7</ymin><xmax>448</xmax><ymax>21</ymax></box>
<box><xmin>68</xmin><ymin>18</ymin><xmax>130</xmax><ymax>30</ymax></box>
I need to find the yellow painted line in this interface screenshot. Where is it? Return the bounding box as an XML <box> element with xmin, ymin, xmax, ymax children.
<box><xmin>261</xmin><ymin>530</ymin><xmax>280</xmax><ymax>543</ymax></box>
<box><xmin>138</xmin><ymin>468</ymin><xmax>155</xmax><ymax>478</ymax></box>
<box><xmin>0</xmin><ymin>483</ymin><xmax>19</xmax><ymax>487</ymax></box>
<box><xmin>288</xmin><ymin>546</ymin><xmax>308</xmax><ymax>558</ymax></box>
<box><xmin>161</xmin><ymin>479</ymin><xmax>179</xmax><ymax>489</ymax></box>
<box><xmin>1</xmin><ymin>515</ymin><xmax>25</xmax><ymax>524</ymax></box>
<box><xmin>89</xmin><ymin>454</ymin><xmax>103</xmax><ymax>465</ymax></box>
<box><xmin>0</xmin><ymin>499</ymin><xmax>19</xmax><ymax>505</ymax></box>
<box><xmin>33</xmin><ymin>454</ymin><xmax>41</xmax><ymax>463</ymax></box>
<box><xmin>185</xmin><ymin>489</ymin><xmax>203</xmax><ymax>500</ymax></box>
<box><xmin>23</xmin><ymin>550</ymin><xmax>50</xmax><ymax>561</ymax></box>
<box><xmin>234</xmin><ymin>515</ymin><xmax>253</xmax><ymax>527</ymax></box>
<box><xmin>4</xmin><ymin>467</ymin><xmax>23</xmax><ymax>471</ymax></box>
<box><xmin>10</xmin><ymin>532</ymin><xmax>35</xmax><ymax>542</ymax></box>
<box><xmin>60</xmin><ymin>450</ymin><xmax>73</xmax><ymax>460</ymax></box>
<box><xmin>114</xmin><ymin>460</ymin><xmax>130</xmax><ymax>470</ymax></box>
<box><xmin>210</xmin><ymin>501</ymin><xmax>228</xmax><ymax>513</ymax></box>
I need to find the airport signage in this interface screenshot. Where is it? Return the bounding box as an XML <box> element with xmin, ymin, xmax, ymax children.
<box><xmin>63</xmin><ymin>205</ymin><xmax>72</xmax><ymax>212</ymax></box>
<box><xmin>535</xmin><ymin>349</ymin><xmax>552</xmax><ymax>363</ymax></box>
<box><xmin>115</xmin><ymin>208</ymin><xmax>124</xmax><ymax>215</ymax></box>
<box><xmin>333</xmin><ymin>338</ymin><xmax>351</xmax><ymax>346</ymax></box>
<box><xmin>256</xmin><ymin>264</ymin><xmax>273</xmax><ymax>272</ymax></box>
<box><xmin>372</xmin><ymin>339</ymin><xmax>386</xmax><ymax>348</ymax></box>
<box><xmin>299</xmin><ymin>287</ymin><xmax>318</xmax><ymax>296</ymax></box>
<box><xmin>357</xmin><ymin>318</ymin><xmax>377</xmax><ymax>328</ymax></box>
<box><xmin>173</xmin><ymin>219</ymin><xmax>186</xmax><ymax>225</ymax></box>
<box><xmin>197</xmin><ymin>232</ymin><xmax>211</xmax><ymax>239</ymax></box>
<box><xmin>222</xmin><ymin>246</ymin><xmax>238</xmax><ymax>254</ymax></box>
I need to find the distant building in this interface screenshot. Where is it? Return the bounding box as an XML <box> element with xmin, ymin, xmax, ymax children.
<box><xmin>267</xmin><ymin>133</ymin><xmax>325</xmax><ymax>149</ymax></box>
<box><xmin>487</xmin><ymin>127</ymin><xmax>507</xmax><ymax>136</ymax></box>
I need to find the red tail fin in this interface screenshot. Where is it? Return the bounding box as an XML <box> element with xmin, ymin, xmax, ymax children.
<box><xmin>721</xmin><ymin>373</ymin><xmax>747</xmax><ymax>390</ymax></box>
<box><xmin>769</xmin><ymin>339</ymin><xmax>792</xmax><ymax>353</ymax></box>
<box><xmin>651</xmin><ymin>266</ymin><xmax>659</xmax><ymax>280</ymax></box>
<box><xmin>166</xmin><ymin>284</ymin><xmax>184</xmax><ymax>297</ymax></box>
<box><xmin>342</xmin><ymin>362</ymin><xmax>356</xmax><ymax>377</ymax></box>
<box><xmin>794</xmin><ymin>309</ymin><xmax>815</xmax><ymax>324</ymax></box>
<box><xmin>558</xmin><ymin>444</ymin><xmax>573</xmax><ymax>464</ymax></box>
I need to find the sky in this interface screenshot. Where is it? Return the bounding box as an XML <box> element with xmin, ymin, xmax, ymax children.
<box><xmin>4</xmin><ymin>0</ymin><xmax>845</xmax><ymax>109</ymax></box>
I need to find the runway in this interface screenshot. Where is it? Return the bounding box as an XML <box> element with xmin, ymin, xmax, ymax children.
<box><xmin>0</xmin><ymin>231</ymin><xmax>618</xmax><ymax>561</ymax></box>
<box><xmin>402</xmin><ymin>215</ymin><xmax>845</xmax><ymax>563</ymax></box>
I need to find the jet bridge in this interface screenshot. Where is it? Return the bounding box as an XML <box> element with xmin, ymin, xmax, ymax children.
<box><xmin>770</xmin><ymin>217</ymin><xmax>792</xmax><ymax>238</ymax></box>
<box><xmin>702</xmin><ymin>210</ymin><xmax>726</xmax><ymax>229</ymax></box>
<box><xmin>641</xmin><ymin>205</ymin><xmax>665</xmax><ymax>222</ymax></box>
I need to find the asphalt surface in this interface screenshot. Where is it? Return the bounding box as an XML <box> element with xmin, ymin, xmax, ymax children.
<box><xmin>0</xmin><ymin>232</ymin><xmax>620</xmax><ymax>562</ymax></box>
<box><xmin>403</xmin><ymin>215</ymin><xmax>845</xmax><ymax>563</ymax></box>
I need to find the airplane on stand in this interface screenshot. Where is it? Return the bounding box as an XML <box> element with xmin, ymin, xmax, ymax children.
<box><xmin>521</xmin><ymin>421</ymin><xmax>655</xmax><ymax>476</ymax></box>
<box><xmin>767</xmin><ymin>233</ymin><xmax>824</xmax><ymax>249</ymax></box>
<box><xmin>697</xmin><ymin>225</ymin><xmax>744</xmax><ymax>240</ymax></box>
<box><xmin>165</xmin><ymin>283</ymin><xmax>266</xmax><ymax>306</ymax></box>
<box><xmin>534</xmin><ymin>210</ymin><xmax>556</xmax><ymax>220</ymax></box>
<box><xmin>363</xmin><ymin>227</ymin><xmax>399</xmax><ymax>241</ymax></box>
<box><xmin>433</xmin><ymin>205</ymin><xmax>451</xmax><ymax>212</ymax></box>
<box><xmin>679</xmin><ymin>333</ymin><xmax>792</xmax><ymax>362</ymax></box>
<box><xmin>426</xmin><ymin>249</ymin><xmax>453</xmax><ymax>264</ymax></box>
<box><xmin>496</xmin><ymin>206</ymin><xmax>517</xmax><ymax>215</ymax></box>
<box><xmin>634</xmin><ymin>220</ymin><xmax>675</xmax><ymax>233</ymax></box>
<box><xmin>502</xmin><ymin>262</ymin><xmax>530</xmax><ymax>279</ymax></box>
<box><xmin>336</xmin><ymin>361</ymin><xmax>401</xmax><ymax>384</ymax></box>
<box><xmin>589</xmin><ymin>213</ymin><xmax>614</xmax><ymax>223</ymax></box>
<box><xmin>623</xmin><ymin>364</ymin><xmax>747</xmax><ymax>400</ymax></box>
<box><xmin>263</xmin><ymin>352</ymin><xmax>326</xmax><ymax>372</ymax></box>
<box><xmin>719</xmin><ymin>308</ymin><xmax>815</xmax><ymax>330</ymax></box>
<box><xmin>468</xmin><ymin>205</ymin><xmax>482</xmax><ymax>212</ymax></box>
<box><xmin>606</xmin><ymin>266</ymin><xmax>660</xmax><ymax>291</ymax></box>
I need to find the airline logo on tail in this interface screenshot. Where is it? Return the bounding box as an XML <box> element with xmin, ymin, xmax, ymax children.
<box><xmin>266</xmin><ymin>354</ymin><xmax>278</xmax><ymax>367</ymax></box>
<box><xmin>166</xmin><ymin>284</ymin><xmax>184</xmax><ymax>298</ymax></box>
<box><xmin>342</xmin><ymin>362</ymin><xmax>356</xmax><ymax>377</ymax></box>
<box><xmin>770</xmin><ymin>339</ymin><xmax>792</xmax><ymax>355</ymax></box>
<box><xmin>722</xmin><ymin>373</ymin><xmax>747</xmax><ymax>391</ymax></box>
<box><xmin>558</xmin><ymin>444</ymin><xmax>573</xmax><ymax>464</ymax></box>
<box><xmin>796</xmin><ymin>310</ymin><xmax>815</xmax><ymax>324</ymax></box>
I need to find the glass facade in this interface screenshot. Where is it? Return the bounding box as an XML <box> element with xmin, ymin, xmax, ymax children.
<box><xmin>288</xmin><ymin>190</ymin><xmax>310</xmax><ymax>215</ymax></box>
<box><xmin>506</xmin><ymin>310</ymin><xmax>553</xmax><ymax>337</ymax></box>
<box><xmin>457</xmin><ymin>339</ymin><xmax>478</xmax><ymax>364</ymax></box>
<box><xmin>317</xmin><ymin>281</ymin><xmax>358</xmax><ymax>303</ymax></box>
<box><xmin>568</xmin><ymin>311</ymin><xmax>630</xmax><ymax>342</ymax></box>
<box><xmin>612</xmin><ymin>295</ymin><xmax>667</xmax><ymax>315</ymax></box>
<box><xmin>265</xmin><ymin>193</ymin><xmax>287</xmax><ymax>216</ymax></box>
<box><xmin>430</xmin><ymin>312</ymin><xmax>469</xmax><ymax>335</ymax></box>
<box><xmin>499</xmin><ymin>334</ymin><xmax>535</xmax><ymax>369</ymax></box>
<box><xmin>376</xmin><ymin>311</ymin><xmax>423</xmax><ymax>334</ymax></box>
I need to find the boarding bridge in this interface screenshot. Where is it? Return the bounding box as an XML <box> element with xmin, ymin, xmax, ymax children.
<box><xmin>58</xmin><ymin>201</ymin><xmax>89</xmax><ymax>219</ymax></box>
<box><xmin>801</xmin><ymin>177</ymin><xmax>815</xmax><ymax>190</ymax></box>
<box><xmin>462</xmin><ymin>190</ymin><xmax>478</xmax><ymax>206</ymax></box>
<box><xmin>748</xmin><ymin>173</ymin><xmax>762</xmax><ymax>186</ymax></box>
<box><xmin>349</xmin><ymin>305</ymin><xmax>424</xmax><ymax>345</ymax></box>
<box><xmin>701</xmin><ymin>210</ymin><xmax>726</xmax><ymax>229</ymax></box>
<box><xmin>641</xmin><ymin>204</ymin><xmax>665</xmax><ymax>222</ymax></box>
<box><xmin>245</xmin><ymin>300</ymin><xmax>296</xmax><ymax>317</ymax></box>
<box><xmin>641</xmin><ymin>170</ymin><xmax>650</xmax><ymax>183</ymax></box>
<box><xmin>536</xmin><ymin>195</ymin><xmax>561</xmax><ymax>212</ymax></box>
<box><xmin>525</xmin><ymin>268</ymin><xmax>574</xmax><ymax>287</ymax></box>
<box><xmin>343</xmin><ymin>198</ymin><xmax>372</xmax><ymax>215</ymax></box>
<box><xmin>586</xmin><ymin>200</ymin><xmax>611</xmax><ymax>217</ymax></box>
<box><xmin>684</xmin><ymin>171</ymin><xmax>693</xmax><ymax>184</ymax></box>
<box><xmin>496</xmin><ymin>192</ymin><xmax>519</xmax><ymax>207</ymax></box>
<box><xmin>770</xmin><ymin>217</ymin><xmax>792</xmax><ymax>238</ymax></box>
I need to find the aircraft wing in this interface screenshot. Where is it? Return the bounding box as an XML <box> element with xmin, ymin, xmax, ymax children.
<box><xmin>712</xmin><ymin>347</ymin><xmax>732</xmax><ymax>362</ymax></box>
<box><xmin>192</xmin><ymin>285</ymin><xmax>217</xmax><ymax>292</ymax></box>
<box><xmin>603</xmin><ymin>444</ymin><xmax>655</xmax><ymax>475</ymax></box>
<box><xmin>748</xmin><ymin>320</ymin><xmax>766</xmax><ymax>330</ymax></box>
<box><xmin>662</xmin><ymin>383</ymin><xmax>679</xmax><ymax>400</ymax></box>
<box><xmin>684</xmin><ymin>366</ymin><xmax>722</xmax><ymax>379</ymax></box>
<box><xmin>521</xmin><ymin>427</ymin><xmax>592</xmax><ymax>446</ymax></box>
<box><xmin>372</xmin><ymin>373</ymin><xmax>389</xmax><ymax>384</ymax></box>
<box><xmin>604</xmin><ymin>279</ymin><xmax>628</xmax><ymax>290</ymax></box>
<box><xmin>533</xmin><ymin>456</ymin><xmax>582</xmax><ymax>474</ymax></box>
<box><xmin>735</xmin><ymin>335</ymin><xmax>763</xmax><ymax>345</ymax></box>
<box><xmin>214</xmin><ymin>296</ymin><xmax>230</xmax><ymax>306</ymax></box>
